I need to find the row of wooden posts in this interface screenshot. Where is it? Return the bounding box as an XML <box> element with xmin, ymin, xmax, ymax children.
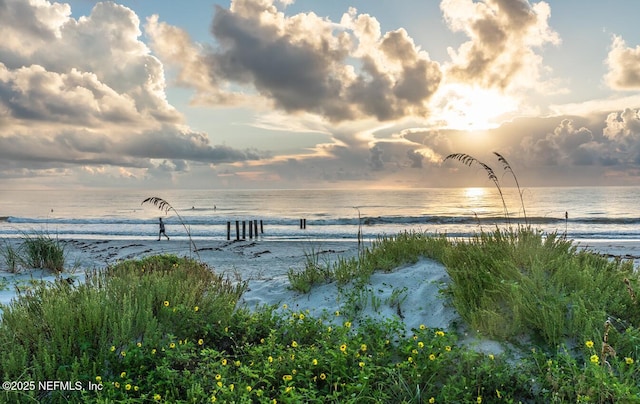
<box><xmin>226</xmin><ymin>219</ymin><xmax>307</xmax><ymax>240</ymax></box>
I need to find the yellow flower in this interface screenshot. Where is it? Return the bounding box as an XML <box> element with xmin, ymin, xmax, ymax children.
<box><xmin>268</xmin><ymin>356</ymin><xmax>274</xmax><ymax>363</ymax></box>
<box><xmin>335</xmin><ymin>310</ymin><xmax>340</xmax><ymax>316</ymax></box>
<box><xmin>114</xmin><ymin>382</ymin><xmax>120</xmax><ymax>389</ymax></box>
<box><xmin>408</xmin><ymin>356</ymin><xmax>413</xmax><ymax>363</ymax></box>
<box><xmin>477</xmin><ymin>396</ymin><xmax>482</xmax><ymax>404</ymax></box>
<box><xmin>125</xmin><ymin>384</ymin><xmax>132</xmax><ymax>391</ymax></box>
<box><xmin>285</xmin><ymin>386</ymin><xmax>293</xmax><ymax>394</ymax></box>
<box><xmin>151</xmin><ymin>348</ymin><xmax>157</xmax><ymax>355</ymax></box>
<box><xmin>435</xmin><ymin>331</ymin><xmax>445</xmax><ymax>337</ymax></box>
<box><xmin>283</xmin><ymin>374</ymin><xmax>293</xmax><ymax>381</ymax></box>
<box><xmin>120</xmin><ymin>371</ymin><xmax>126</xmax><ymax>378</ymax></box>
<box><xmin>215</xmin><ymin>374</ymin><xmax>222</xmax><ymax>380</ymax></box>
<box><xmin>585</xmin><ymin>340</ymin><xmax>594</xmax><ymax>349</ymax></box>
<box><xmin>134</xmin><ymin>386</ymin><xmax>139</xmax><ymax>391</ymax></box>
<box><xmin>360</xmin><ymin>344</ymin><xmax>367</xmax><ymax>352</ymax></box>
<box><xmin>590</xmin><ymin>354</ymin><xmax>600</xmax><ymax>364</ymax></box>
<box><xmin>312</xmin><ymin>358</ymin><xmax>318</xmax><ymax>366</ymax></box>
<box><xmin>110</xmin><ymin>346</ymin><xmax>116</xmax><ymax>352</ymax></box>
<box><xmin>194</xmin><ymin>306</ymin><xmax>199</xmax><ymax>312</ymax></box>
<box><xmin>169</xmin><ymin>343</ymin><xmax>176</xmax><ymax>349</ymax></box>
<box><xmin>412</xmin><ymin>349</ymin><xmax>418</xmax><ymax>355</ymax></box>
<box><xmin>429</xmin><ymin>398</ymin><xmax>435</xmax><ymax>404</ymax></box>
<box><xmin>95</xmin><ymin>376</ymin><xmax>102</xmax><ymax>382</ymax></box>
<box><xmin>198</xmin><ymin>339</ymin><xmax>204</xmax><ymax>345</ymax></box>
<box><xmin>282</xmin><ymin>304</ymin><xmax>288</xmax><ymax>309</ymax></box>
<box><xmin>217</xmin><ymin>381</ymin><xmax>223</xmax><ymax>388</ymax></box>
<box><xmin>153</xmin><ymin>394</ymin><xmax>161</xmax><ymax>401</ymax></box>
<box><xmin>344</xmin><ymin>321</ymin><xmax>352</xmax><ymax>328</ymax></box>
<box><xmin>299</xmin><ymin>313</ymin><xmax>305</xmax><ymax>320</ymax></box>
<box><xmin>120</xmin><ymin>351</ymin><xmax>126</xmax><ymax>357</ymax></box>
<box><xmin>359</xmin><ymin>361</ymin><xmax>365</xmax><ymax>368</ymax></box>
<box><xmin>234</xmin><ymin>360</ymin><xmax>241</xmax><ymax>367</ymax></box>
<box><xmin>229</xmin><ymin>384</ymin><xmax>234</xmax><ymax>392</ymax></box>
<box><xmin>291</xmin><ymin>340</ymin><xmax>298</xmax><ymax>348</ymax></box>
<box><xmin>488</xmin><ymin>354</ymin><xmax>495</xmax><ymax>361</ymax></box>
<box><xmin>246</xmin><ymin>386</ymin><xmax>252</xmax><ymax>392</ymax></box>
<box><xmin>163</xmin><ymin>300</ymin><xmax>169</xmax><ymax>307</ymax></box>
<box><xmin>221</xmin><ymin>358</ymin><xmax>227</xmax><ymax>366</ymax></box>
<box><xmin>429</xmin><ymin>354</ymin><xmax>436</xmax><ymax>361</ymax></box>
<box><xmin>625</xmin><ymin>357</ymin><xmax>635</xmax><ymax>364</ymax></box>
<box><xmin>340</xmin><ymin>344</ymin><xmax>347</xmax><ymax>353</ymax></box>
<box><xmin>418</xmin><ymin>341</ymin><xmax>424</xmax><ymax>349</ymax></box>
<box><xmin>211</xmin><ymin>396</ymin><xmax>217</xmax><ymax>403</ymax></box>
<box><xmin>260</xmin><ymin>338</ymin><xmax>265</xmax><ymax>344</ymax></box>
<box><xmin>445</xmin><ymin>346</ymin><xmax>452</xmax><ymax>352</ymax></box>
<box><xmin>420</xmin><ymin>324</ymin><xmax>426</xmax><ymax>330</ymax></box>
<box><xmin>320</xmin><ymin>373</ymin><xmax>327</xmax><ymax>380</ymax></box>
<box><xmin>327</xmin><ymin>326</ymin><xmax>332</xmax><ymax>332</ymax></box>
<box><xmin>496</xmin><ymin>389</ymin><xmax>502</xmax><ymax>398</ymax></box>
<box><xmin>136</xmin><ymin>342</ymin><xmax>142</xmax><ymax>348</ymax></box>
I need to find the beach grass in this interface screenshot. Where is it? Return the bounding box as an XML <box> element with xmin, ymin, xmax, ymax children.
<box><xmin>0</xmin><ymin>232</ymin><xmax>66</xmax><ymax>273</ymax></box>
<box><xmin>1</xmin><ymin>230</ymin><xmax>640</xmax><ymax>402</ymax></box>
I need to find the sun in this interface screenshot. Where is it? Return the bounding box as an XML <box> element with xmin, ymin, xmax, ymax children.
<box><xmin>433</xmin><ymin>84</ymin><xmax>518</xmax><ymax>130</ymax></box>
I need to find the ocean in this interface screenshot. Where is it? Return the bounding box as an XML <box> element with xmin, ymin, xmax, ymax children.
<box><xmin>1</xmin><ymin>187</ymin><xmax>640</xmax><ymax>243</ymax></box>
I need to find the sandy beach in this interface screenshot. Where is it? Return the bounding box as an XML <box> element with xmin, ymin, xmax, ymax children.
<box><xmin>2</xmin><ymin>235</ymin><xmax>639</xmax><ymax>356</ymax></box>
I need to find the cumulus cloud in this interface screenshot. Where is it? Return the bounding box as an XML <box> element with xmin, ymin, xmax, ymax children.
<box><xmin>605</xmin><ymin>35</ymin><xmax>640</xmax><ymax>90</ymax></box>
<box><xmin>0</xmin><ymin>0</ymin><xmax>255</xmax><ymax>184</ymax></box>
<box><xmin>440</xmin><ymin>0</ymin><xmax>559</xmax><ymax>91</ymax></box>
<box><xmin>146</xmin><ymin>0</ymin><xmax>442</xmax><ymax>122</ymax></box>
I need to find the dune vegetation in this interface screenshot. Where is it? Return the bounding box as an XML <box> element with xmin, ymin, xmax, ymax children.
<box><xmin>1</xmin><ymin>228</ymin><xmax>640</xmax><ymax>403</ymax></box>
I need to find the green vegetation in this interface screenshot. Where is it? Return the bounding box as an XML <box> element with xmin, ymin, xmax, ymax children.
<box><xmin>1</xmin><ymin>233</ymin><xmax>66</xmax><ymax>273</ymax></box>
<box><xmin>1</xmin><ymin>229</ymin><xmax>640</xmax><ymax>402</ymax></box>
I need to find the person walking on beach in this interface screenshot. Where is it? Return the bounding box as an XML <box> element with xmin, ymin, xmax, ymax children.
<box><xmin>157</xmin><ymin>217</ymin><xmax>169</xmax><ymax>241</ymax></box>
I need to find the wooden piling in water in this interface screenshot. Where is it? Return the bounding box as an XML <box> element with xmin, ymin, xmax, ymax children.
<box><xmin>260</xmin><ymin>220</ymin><xmax>264</xmax><ymax>234</ymax></box>
<box><xmin>249</xmin><ymin>220</ymin><xmax>253</xmax><ymax>239</ymax></box>
<box><xmin>235</xmin><ymin>220</ymin><xmax>240</xmax><ymax>241</ymax></box>
<box><xmin>242</xmin><ymin>221</ymin><xmax>246</xmax><ymax>240</ymax></box>
<box><xmin>227</xmin><ymin>221</ymin><xmax>231</xmax><ymax>240</ymax></box>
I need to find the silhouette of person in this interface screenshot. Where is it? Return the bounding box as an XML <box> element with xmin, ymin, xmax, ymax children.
<box><xmin>157</xmin><ymin>217</ymin><xmax>169</xmax><ymax>241</ymax></box>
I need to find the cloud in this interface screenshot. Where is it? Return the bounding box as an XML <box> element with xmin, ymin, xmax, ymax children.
<box><xmin>440</xmin><ymin>0</ymin><xmax>559</xmax><ymax>91</ymax></box>
<box><xmin>605</xmin><ymin>35</ymin><xmax>640</xmax><ymax>90</ymax></box>
<box><xmin>146</xmin><ymin>0</ymin><xmax>442</xmax><ymax>122</ymax></box>
<box><xmin>0</xmin><ymin>0</ymin><xmax>255</xmax><ymax>185</ymax></box>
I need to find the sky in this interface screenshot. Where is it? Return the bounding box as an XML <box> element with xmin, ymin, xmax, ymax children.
<box><xmin>2</xmin><ymin>0</ymin><xmax>640</xmax><ymax>190</ymax></box>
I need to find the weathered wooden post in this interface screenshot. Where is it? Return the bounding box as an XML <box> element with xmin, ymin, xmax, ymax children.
<box><xmin>260</xmin><ymin>220</ymin><xmax>264</xmax><ymax>234</ymax></box>
<box><xmin>253</xmin><ymin>219</ymin><xmax>258</xmax><ymax>238</ymax></box>
<box><xmin>242</xmin><ymin>221</ymin><xmax>246</xmax><ymax>240</ymax></box>
<box><xmin>249</xmin><ymin>220</ymin><xmax>253</xmax><ymax>239</ymax></box>
<box><xmin>235</xmin><ymin>220</ymin><xmax>240</xmax><ymax>241</ymax></box>
<box><xmin>227</xmin><ymin>221</ymin><xmax>231</xmax><ymax>240</ymax></box>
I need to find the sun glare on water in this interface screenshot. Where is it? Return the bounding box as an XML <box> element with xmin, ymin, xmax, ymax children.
<box><xmin>464</xmin><ymin>187</ymin><xmax>486</xmax><ymax>199</ymax></box>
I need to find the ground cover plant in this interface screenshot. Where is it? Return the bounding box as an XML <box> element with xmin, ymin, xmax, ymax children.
<box><xmin>0</xmin><ymin>228</ymin><xmax>639</xmax><ymax>402</ymax></box>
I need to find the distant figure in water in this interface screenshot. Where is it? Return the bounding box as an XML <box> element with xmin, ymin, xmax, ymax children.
<box><xmin>157</xmin><ymin>217</ymin><xmax>169</xmax><ymax>241</ymax></box>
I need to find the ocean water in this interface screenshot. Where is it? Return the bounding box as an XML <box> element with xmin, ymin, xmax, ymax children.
<box><xmin>1</xmin><ymin>187</ymin><xmax>640</xmax><ymax>243</ymax></box>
